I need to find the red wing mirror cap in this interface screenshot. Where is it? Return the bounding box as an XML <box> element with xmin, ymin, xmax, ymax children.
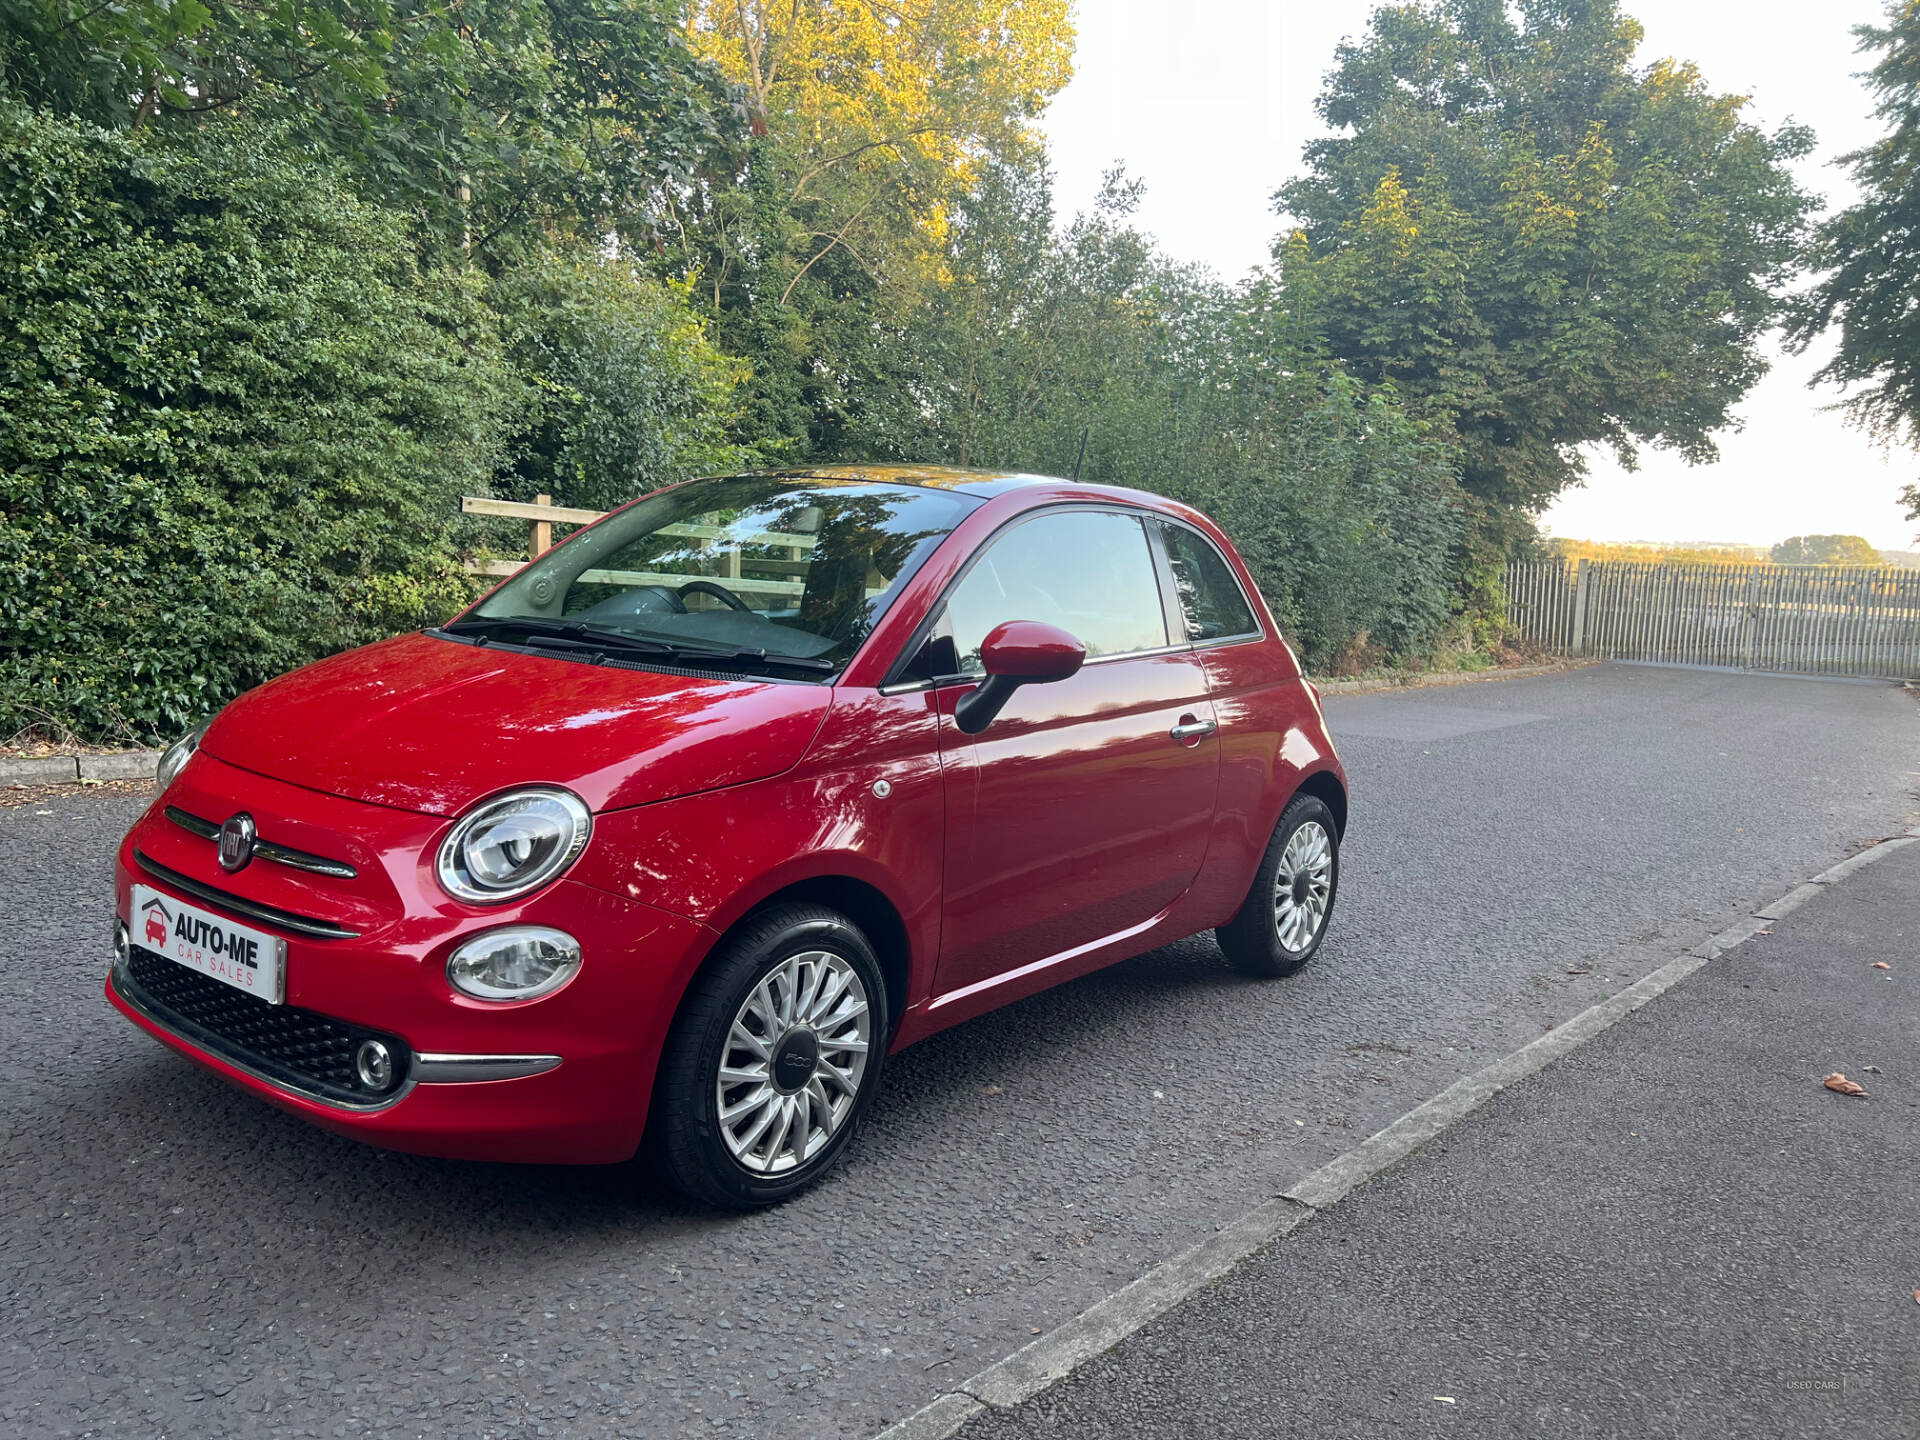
<box><xmin>978</xmin><ymin>620</ymin><xmax>1086</xmax><ymax>682</ymax></box>
<box><xmin>954</xmin><ymin>621</ymin><xmax>1087</xmax><ymax>735</ymax></box>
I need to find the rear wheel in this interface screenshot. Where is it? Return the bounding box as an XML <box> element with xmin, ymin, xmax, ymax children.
<box><xmin>1215</xmin><ymin>792</ymin><xmax>1339</xmax><ymax>977</ymax></box>
<box><xmin>652</xmin><ymin>904</ymin><xmax>888</xmax><ymax>1209</ymax></box>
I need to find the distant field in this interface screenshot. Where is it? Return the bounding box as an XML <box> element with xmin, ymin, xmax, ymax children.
<box><xmin>1546</xmin><ymin>539</ymin><xmax>1920</xmax><ymax>569</ymax></box>
<box><xmin>1551</xmin><ymin>540</ymin><xmax>1768</xmax><ymax>565</ymax></box>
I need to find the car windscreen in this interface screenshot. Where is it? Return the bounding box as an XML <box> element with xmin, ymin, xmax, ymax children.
<box><xmin>454</xmin><ymin>476</ymin><xmax>976</xmax><ymax>677</ymax></box>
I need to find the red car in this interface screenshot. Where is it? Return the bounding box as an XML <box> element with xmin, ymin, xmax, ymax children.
<box><xmin>110</xmin><ymin>467</ymin><xmax>1346</xmax><ymax>1207</ymax></box>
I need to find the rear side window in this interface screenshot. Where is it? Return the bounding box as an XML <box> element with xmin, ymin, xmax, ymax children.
<box><xmin>1159</xmin><ymin>522</ymin><xmax>1259</xmax><ymax>642</ymax></box>
<box><xmin>944</xmin><ymin>510</ymin><xmax>1168</xmax><ymax>673</ymax></box>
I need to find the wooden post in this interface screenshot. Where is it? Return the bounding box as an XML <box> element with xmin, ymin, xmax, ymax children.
<box><xmin>532</xmin><ymin>494</ymin><xmax>552</xmax><ymax>558</ymax></box>
<box><xmin>1570</xmin><ymin>559</ymin><xmax>1590</xmax><ymax>656</ymax></box>
<box><xmin>1737</xmin><ymin>570</ymin><xmax>1757</xmax><ymax>670</ymax></box>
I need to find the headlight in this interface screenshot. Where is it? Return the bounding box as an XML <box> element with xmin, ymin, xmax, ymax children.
<box><xmin>154</xmin><ymin>719</ymin><xmax>212</xmax><ymax>791</ymax></box>
<box><xmin>435</xmin><ymin>787</ymin><xmax>591</xmax><ymax>903</ymax></box>
<box><xmin>447</xmin><ymin>926</ymin><xmax>582</xmax><ymax>1001</ymax></box>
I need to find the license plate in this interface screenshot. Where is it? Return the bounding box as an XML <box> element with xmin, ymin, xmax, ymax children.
<box><xmin>131</xmin><ymin>883</ymin><xmax>287</xmax><ymax>1004</ymax></box>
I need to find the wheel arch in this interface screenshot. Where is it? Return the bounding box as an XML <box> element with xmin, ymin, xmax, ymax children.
<box><xmin>1292</xmin><ymin>766</ymin><xmax>1348</xmax><ymax>838</ymax></box>
<box><xmin>719</xmin><ymin>874</ymin><xmax>913</xmax><ymax>1043</ymax></box>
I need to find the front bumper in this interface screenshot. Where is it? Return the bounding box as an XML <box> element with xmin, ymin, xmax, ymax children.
<box><xmin>108</xmin><ymin>963</ymin><xmax>636</xmax><ymax>1163</ymax></box>
<box><xmin>111</xmin><ymin>757</ymin><xmax>719</xmax><ymax>1165</ymax></box>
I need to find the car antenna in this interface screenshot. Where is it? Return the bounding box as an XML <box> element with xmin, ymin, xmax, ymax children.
<box><xmin>1071</xmin><ymin>427</ymin><xmax>1089</xmax><ymax>482</ymax></box>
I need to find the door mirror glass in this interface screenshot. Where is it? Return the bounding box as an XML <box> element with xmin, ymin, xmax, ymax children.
<box><xmin>954</xmin><ymin>621</ymin><xmax>1086</xmax><ymax>734</ymax></box>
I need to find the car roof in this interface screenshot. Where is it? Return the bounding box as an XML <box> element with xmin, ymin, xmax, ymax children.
<box><xmin>742</xmin><ymin>464</ymin><xmax>1173</xmax><ymax>507</ymax></box>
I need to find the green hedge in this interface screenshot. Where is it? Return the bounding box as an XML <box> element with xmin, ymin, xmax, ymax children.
<box><xmin>1175</xmin><ymin>373</ymin><xmax>1465</xmax><ymax>670</ymax></box>
<box><xmin>493</xmin><ymin>250</ymin><xmax>755</xmax><ymax>514</ymax></box>
<box><xmin>0</xmin><ymin>110</ymin><xmax>511</xmax><ymax>742</ymax></box>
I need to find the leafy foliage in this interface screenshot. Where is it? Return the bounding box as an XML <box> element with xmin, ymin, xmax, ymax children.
<box><xmin>493</xmin><ymin>251</ymin><xmax>758</xmax><ymax>513</ymax></box>
<box><xmin>0</xmin><ymin>0</ymin><xmax>1834</xmax><ymax>740</ymax></box>
<box><xmin>823</xmin><ymin>163</ymin><xmax>1468</xmax><ymax>668</ymax></box>
<box><xmin>1550</xmin><ymin>538</ymin><xmax>1767</xmax><ymax>565</ymax></box>
<box><xmin>1791</xmin><ymin>2</ymin><xmax>1920</xmax><ymax>536</ymax></box>
<box><xmin>0</xmin><ymin>0</ymin><xmax>732</xmax><ymax>250</ymax></box>
<box><xmin>0</xmin><ymin>0</ymin><xmax>761</xmax><ymax>744</ymax></box>
<box><xmin>0</xmin><ymin>110</ymin><xmax>512</xmax><ymax>741</ymax></box>
<box><xmin>1277</xmin><ymin>0</ymin><xmax>1815</xmax><ymax>539</ymax></box>
<box><xmin>1769</xmin><ymin>534</ymin><xmax>1884</xmax><ymax>566</ymax></box>
<box><xmin>671</xmin><ymin>0</ymin><xmax>1074</xmax><ymax>452</ymax></box>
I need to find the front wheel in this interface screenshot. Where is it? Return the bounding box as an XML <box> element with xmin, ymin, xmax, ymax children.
<box><xmin>651</xmin><ymin>904</ymin><xmax>888</xmax><ymax>1209</ymax></box>
<box><xmin>1215</xmin><ymin>792</ymin><xmax>1339</xmax><ymax>977</ymax></box>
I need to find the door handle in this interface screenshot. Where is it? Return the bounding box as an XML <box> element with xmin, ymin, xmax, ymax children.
<box><xmin>1169</xmin><ymin>716</ymin><xmax>1217</xmax><ymax>744</ymax></box>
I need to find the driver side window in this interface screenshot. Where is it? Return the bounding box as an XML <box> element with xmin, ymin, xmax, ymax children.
<box><xmin>943</xmin><ymin>510</ymin><xmax>1168</xmax><ymax>674</ymax></box>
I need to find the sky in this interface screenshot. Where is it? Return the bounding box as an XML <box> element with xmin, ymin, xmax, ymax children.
<box><xmin>1040</xmin><ymin>0</ymin><xmax>1920</xmax><ymax>553</ymax></box>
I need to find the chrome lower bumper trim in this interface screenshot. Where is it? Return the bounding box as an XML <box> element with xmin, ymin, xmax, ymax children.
<box><xmin>412</xmin><ymin>1053</ymin><xmax>563</xmax><ymax>1084</ymax></box>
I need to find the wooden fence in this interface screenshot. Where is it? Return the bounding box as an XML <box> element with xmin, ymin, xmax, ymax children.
<box><xmin>461</xmin><ymin>494</ymin><xmax>601</xmax><ymax>577</ymax></box>
<box><xmin>458</xmin><ymin>493</ymin><xmax>835</xmax><ymax>599</ymax></box>
<box><xmin>1506</xmin><ymin>560</ymin><xmax>1920</xmax><ymax>679</ymax></box>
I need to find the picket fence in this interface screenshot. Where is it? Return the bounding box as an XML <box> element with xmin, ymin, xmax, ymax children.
<box><xmin>1505</xmin><ymin>560</ymin><xmax>1920</xmax><ymax>680</ymax></box>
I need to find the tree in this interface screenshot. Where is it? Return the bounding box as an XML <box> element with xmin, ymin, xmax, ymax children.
<box><xmin>1789</xmin><ymin>2</ymin><xmax>1920</xmax><ymax>540</ymax></box>
<box><xmin>1276</xmin><ymin>0</ymin><xmax>1815</xmax><ymax>545</ymax></box>
<box><xmin>1791</xmin><ymin>2</ymin><xmax>1920</xmax><ymax>448</ymax></box>
<box><xmin>0</xmin><ymin>0</ymin><xmax>733</xmax><ymax>251</ymax></box>
<box><xmin>669</xmin><ymin>0</ymin><xmax>1075</xmax><ymax>453</ymax></box>
<box><xmin>493</xmin><ymin>250</ymin><xmax>757</xmax><ymax>513</ymax></box>
<box><xmin>1769</xmin><ymin>534</ymin><xmax>1883</xmax><ymax>566</ymax></box>
<box><xmin>828</xmin><ymin>160</ymin><xmax>1469</xmax><ymax>667</ymax></box>
<box><xmin>1550</xmin><ymin>539</ymin><xmax>1767</xmax><ymax>565</ymax></box>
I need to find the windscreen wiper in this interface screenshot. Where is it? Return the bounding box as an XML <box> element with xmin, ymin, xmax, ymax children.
<box><xmin>443</xmin><ymin>617</ymin><xmax>626</xmax><ymax>644</ymax></box>
<box><xmin>444</xmin><ymin>619</ymin><xmax>680</xmax><ymax>656</ymax></box>
<box><xmin>517</xmin><ymin>631</ymin><xmax>682</xmax><ymax>658</ymax></box>
<box><xmin>445</xmin><ymin>620</ymin><xmax>834</xmax><ymax>673</ymax></box>
<box><xmin>665</xmin><ymin>646</ymin><xmax>837</xmax><ymax>674</ymax></box>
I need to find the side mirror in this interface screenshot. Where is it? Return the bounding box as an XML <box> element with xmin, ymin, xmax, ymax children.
<box><xmin>953</xmin><ymin>621</ymin><xmax>1086</xmax><ymax>734</ymax></box>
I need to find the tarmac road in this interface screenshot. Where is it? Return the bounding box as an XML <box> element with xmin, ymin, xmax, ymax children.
<box><xmin>1</xmin><ymin>662</ymin><xmax>1914</xmax><ymax>1439</ymax></box>
<box><xmin>958</xmin><ymin>802</ymin><xmax>1920</xmax><ymax>1440</ymax></box>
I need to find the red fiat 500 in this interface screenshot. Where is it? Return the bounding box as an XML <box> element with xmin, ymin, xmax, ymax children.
<box><xmin>110</xmin><ymin>467</ymin><xmax>1346</xmax><ymax>1207</ymax></box>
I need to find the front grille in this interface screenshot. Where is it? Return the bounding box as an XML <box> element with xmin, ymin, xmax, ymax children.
<box><xmin>132</xmin><ymin>850</ymin><xmax>359</xmax><ymax>939</ymax></box>
<box><xmin>122</xmin><ymin>946</ymin><xmax>408</xmax><ymax>1107</ymax></box>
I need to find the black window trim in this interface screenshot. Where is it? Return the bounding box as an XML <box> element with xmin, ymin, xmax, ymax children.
<box><xmin>878</xmin><ymin>501</ymin><xmax>1258</xmax><ymax>693</ymax></box>
<box><xmin>1150</xmin><ymin>515</ymin><xmax>1267</xmax><ymax>649</ymax></box>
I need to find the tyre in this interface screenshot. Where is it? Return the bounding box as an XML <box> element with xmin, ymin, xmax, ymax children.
<box><xmin>1215</xmin><ymin>792</ymin><xmax>1340</xmax><ymax>978</ymax></box>
<box><xmin>652</xmin><ymin>903</ymin><xmax>888</xmax><ymax>1209</ymax></box>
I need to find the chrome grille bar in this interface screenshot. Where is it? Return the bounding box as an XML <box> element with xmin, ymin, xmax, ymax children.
<box><xmin>132</xmin><ymin>849</ymin><xmax>361</xmax><ymax>940</ymax></box>
<box><xmin>165</xmin><ymin>806</ymin><xmax>358</xmax><ymax>879</ymax></box>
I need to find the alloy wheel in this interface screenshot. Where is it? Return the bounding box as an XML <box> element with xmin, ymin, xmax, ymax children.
<box><xmin>715</xmin><ymin>950</ymin><xmax>872</xmax><ymax>1175</ymax></box>
<box><xmin>1273</xmin><ymin>819</ymin><xmax>1334</xmax><ymax>952</ymax></box>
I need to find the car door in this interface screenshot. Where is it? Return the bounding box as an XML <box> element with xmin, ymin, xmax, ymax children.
<box><xmin>923</xmin><ymin>507</ymin><xmax>1220</xmax><ymax>1002</ymax></box>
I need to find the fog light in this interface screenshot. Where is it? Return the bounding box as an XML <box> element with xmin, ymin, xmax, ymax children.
<box><xmin>111</xmin><ymin>918</ymin><xmax>129</xmax><ymax>971</ymax></box>
<box><xmin>354</xmin><ymin>1039</ymin><xmax>397</xmax><ymax>1092</ymax></box>
<box><xmin>447</xmin><ymin>926</ymin><xmax>582</xmax><ymax>1002</ymax></box>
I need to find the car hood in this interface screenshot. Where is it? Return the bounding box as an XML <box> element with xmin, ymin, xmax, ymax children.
<box><xmin>201</xmin><ymin>631</ymin><xmax>833</xmax><ymax>816</ymax></box>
